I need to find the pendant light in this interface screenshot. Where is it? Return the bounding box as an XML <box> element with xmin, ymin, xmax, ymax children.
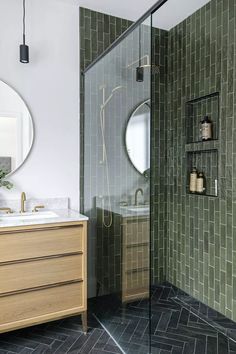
<box><xmin>20</xmin><ymin>0</ymin><xmax>29</xmax><ymax>63</ymax></box>
<box><xmin>136</xmin><ymin>25</ymin><xmax>144</xmax><ymax>82</ymax></box>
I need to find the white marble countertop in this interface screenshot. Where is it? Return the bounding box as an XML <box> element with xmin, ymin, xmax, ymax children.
<box><xmin>0</xmin><ymin>209</ymin><xmax>88</xmax><ymax>228</ymax></box>
<box><xmin>98</xmin><ymin>204</ymin><xmax>150</xmax><ymax>218</ymax></box>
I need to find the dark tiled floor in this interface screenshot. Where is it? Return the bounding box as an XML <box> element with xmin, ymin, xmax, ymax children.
<box><xmin>174</xmin><ymin>290</ymin><xmax>236</xmax><ymax>342</ymax></box>
<box><xmin>92</xmin><ymin>284</ymin><xmax>236</xmax><ymax>354</ymax></box>
<box><xmin>0</xmin><ymin>313</ymin><xmax>122</xmax><ymax>354</ymax></box>
<box><xmin>0</xmin><ymin>284</ymin><xmax>236</xmax><ymax>353</ymax></box>
<box><xmin>150</xmin><ymin>285</ymin><xmax>236</xmax><ymax>354</ymax></box>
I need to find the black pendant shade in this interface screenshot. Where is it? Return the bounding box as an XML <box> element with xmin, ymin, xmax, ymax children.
<box><xmin>136</xmin><ymin>66</ymin><xmax>144</xmax><ymax>82</ymax></box>
<box><xmin>20</xmin><ymin>42</ymin><xmax>29</xmax><ymax>63</ymax></box>
<box><xmin>20</xmin><ymin>0</ymin><xmax>29</xmax><ymax>63</ymax></box>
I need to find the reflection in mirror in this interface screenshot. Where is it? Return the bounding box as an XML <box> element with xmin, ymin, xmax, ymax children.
<box><xmin>0</xmin><ymin>80</ymin><xmax>33</xmax><ymax>175</ymax></box>
<box><xmin>125</xmin><ymin>99</ymin><xmax>150</xmax><ymax>175</ymax></box>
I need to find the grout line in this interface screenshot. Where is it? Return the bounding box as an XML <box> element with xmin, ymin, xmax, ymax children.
<box><xmin>92</xmin><ymin>313</ymin><xmax>126</xmax><ymax>354</ymax></box>
<box><xmin>172</xmin><ymin>296</ymin><xmax>236</xmax><ymax>345</ymax></box>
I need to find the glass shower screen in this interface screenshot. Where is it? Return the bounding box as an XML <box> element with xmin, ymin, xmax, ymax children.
<box><xmin>83</xmin><ymin>15</ymin><xmax>152</xmax><ymax>354</ymax></box>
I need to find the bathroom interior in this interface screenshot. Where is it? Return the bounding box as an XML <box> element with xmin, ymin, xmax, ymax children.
<box><xmin>0</xmin><ymin>0</ymin><xmax>235</xmax><ymax>353</ymax></box>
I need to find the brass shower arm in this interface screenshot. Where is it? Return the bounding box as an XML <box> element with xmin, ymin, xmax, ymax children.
<box><xmin>127</xmin><ymin>55</ymin><xmax>160</xmax><ymax>74</ymax></box>
<box><xmin>127</xmin><ymin>55</ymin><xmax>150</xmax><ymax>68</ymax></box>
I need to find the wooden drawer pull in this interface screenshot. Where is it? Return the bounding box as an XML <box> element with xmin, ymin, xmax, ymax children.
<box><xmin>0</xmin><ymin>251</ymin><xmax>83</xmax><ymax>266</ymax></box>
<box><xmin>0</xmin><ymin>279</ymin><xmax>83</xmax><ymax>297</ymax></box>
<box><xmin>126</xmin><ymin>267</ymin><xmax>149</xmax><ymax>274</ymax></box>
<box><xmin>0</xmin><ymin>224</ymin><xmax>83</xmax><ymax>235</ymax></box>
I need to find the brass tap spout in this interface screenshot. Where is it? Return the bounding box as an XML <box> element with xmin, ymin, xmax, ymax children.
<box><xmin>20</xmin><ymin>192</ymin><xmax>26</xmax><ymax>213</ymax></box>
<box><xmin>0</xmin><ymin>207</ymin><xmax>13</xmax><ymax>214</ymax></box>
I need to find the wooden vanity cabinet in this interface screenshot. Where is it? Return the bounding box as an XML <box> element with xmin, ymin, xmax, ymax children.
<box><xmin>122</xmin><ymin>216</ymin><xmax>149</xmax><ymax>303</ymax></box>
<box><xmin>97</xmin><ymin>210</ymin><xmax>149</xmax><ymax>303</ymax></box>
<box><xmin>0</xmin><ymin>221</ymin><xmax>87</xmax><ymax>334</ymax></box>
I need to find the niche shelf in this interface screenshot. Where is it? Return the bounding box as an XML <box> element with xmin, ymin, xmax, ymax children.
<box><xmin>186</xmin><ymin>92</ymin><xmax>219</xmax><ymax>144</ymax></box>
<box><xmin>186</xmin><ymin>150</ymin><xmax>218</xmax><ymax>197</ymax></box>
<box><xmin>185</xmin><ymin>140</ymin><xmax>219</xmax><ymax>153</ymax></box>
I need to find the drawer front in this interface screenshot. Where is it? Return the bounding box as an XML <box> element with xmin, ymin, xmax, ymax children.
<box><xmin>123</xmin><ymin>269</ymin><xmax>149</xmax><ymax>291</ymax></box>
<box><xmin>123</xmin><ymin>219</ymin><xmax>149</xmax><ymax>246</ymax></box>
<box><xmin>0</xmin><ymin>254</ymin><xmax>83</xmax><ymax>295</ymax></box>
<box><xmin>0</xmin><ymin>226</ymin><xmax>84</xmax><ymax>263</ymax></box>
<box><xmin>124</xmin><ymin>245</ymin><xmax>149</xmax><ymax>271</ymax></box>
<box><xmin>0</xmin><ymin>282</ymin><xmax>84</xmax><ymax>326</ymax></box>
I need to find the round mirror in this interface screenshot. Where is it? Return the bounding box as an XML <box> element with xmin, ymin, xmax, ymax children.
<box><xmin>0</xmin><ymin>80</ymin><xmax>34</xmax><ymax>175</ymax></box>
<box><xmin>125</xmin><ymin>99</ymin><xmax>150</xmax><ymax>175</ymax></box>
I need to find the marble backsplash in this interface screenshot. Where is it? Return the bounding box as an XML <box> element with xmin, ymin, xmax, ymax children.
<box><xmin>0</xmin><ymin>197</ymin><xmax>69</xmax><ymax>213</ymax></box>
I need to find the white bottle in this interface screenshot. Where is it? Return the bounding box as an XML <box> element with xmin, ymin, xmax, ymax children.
<box><xmin>196</xmin><ymin>172</ymin><xmax>205</xmax><ymax>194</ymax></box>
<box><xmin>201</xmin><ymin>116</ymin><xmax>212</xmax><ymax>141</ymax></box>
<box><xmin>190</xmin><ymin>167</ymin><xmax>197</xmax><ymax>193</ymax></box>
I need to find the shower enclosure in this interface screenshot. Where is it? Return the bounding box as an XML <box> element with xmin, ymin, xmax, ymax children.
<box><xmin>82</xmin><ymin>0</ymin><xmax>235</xmax><ymax>352</ymax></box>
<box><xmin>83</xmin><ymin>11</ymin><xmax>153</xmax><ymax>353</ymax></box>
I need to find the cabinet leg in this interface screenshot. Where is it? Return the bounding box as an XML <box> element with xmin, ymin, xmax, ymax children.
<box><xmin>82</xmin><ymin>311</ymin><xmax>87</xmax><ymax>333</ymax></box>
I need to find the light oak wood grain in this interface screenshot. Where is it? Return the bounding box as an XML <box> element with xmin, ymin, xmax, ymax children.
<box><xmin>0</xmin><ymin>226</ymin><xmax>83</xmax><ymax>263</ymax></box>
<box><xmin>0</xmin><ymin>282</ymin><xmax>84</xmax><ymax>332</ymax></box>
<box><xmin>0</xmin><ymin>254</ymin><xmax>83</xmax><ymax>295</ymax></box>
<box><xmin>122</xmin><ymin>217</ymin><xmax>149</xmax><ymax>303</ymax></box>
<box><xmin>0</xmin><ymin>221</ymin><xmax>87</xmax><ymax>333</ymax></box>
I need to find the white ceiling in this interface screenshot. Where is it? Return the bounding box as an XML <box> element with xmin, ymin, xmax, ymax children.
<box><xmin>76</xmin><ymin>0</ymin><xmax>211</xmax><ymax>30</ymax></box>
<box><xmin>152</xmin><ymin>0</ymin><xmax>210</xmax><ymax>30</ymax></box>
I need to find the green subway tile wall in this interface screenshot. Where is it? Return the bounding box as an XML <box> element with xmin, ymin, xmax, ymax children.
<box><xmin>166</xmin><ymin>0</ymin><xmax>236</xmax><ymax>321</ymax></box>
<box><xmin>151</xmin><ymin>28</ymin><xmax>168</xmax><ymax>284</ymax></box>
<box><xmin>80</xmin><ymin>7</ymin><xmax>133</xmax><ymax>213</ymax></box>
<box><xmin>80</xmin><ymin>0</ymin><xmax>236</xmax><ymax>322</ymax></box>
<box><xmin>80</xmin><ymin>8</ymin><xmax>154</xmax><ymax>297</ymax></box>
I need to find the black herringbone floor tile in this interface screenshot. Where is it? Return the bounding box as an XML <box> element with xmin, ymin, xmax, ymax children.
<box><xmin>1</xmin><ymin>285</ymin><xmax>236</xmax><ymax>353</ymax></box>
<box><xmin>0</xmin><ymin>312</ymin><xmax>120</xmax><ymax>354</ymax></box>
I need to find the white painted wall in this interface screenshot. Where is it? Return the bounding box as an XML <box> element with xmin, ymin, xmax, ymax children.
<box><xmin>0</xmin><ymin>0</ymin><xmax>80</xmax><ymax>209</ymax></box>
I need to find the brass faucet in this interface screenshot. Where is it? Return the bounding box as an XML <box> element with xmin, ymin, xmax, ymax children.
<box><xmin>32</xmin><ymin>205</ymin><xmax>45</xmax><ymax>212</ymax></box>
<box><xmin>0</xmin><ymin>207</ymin><xmax>13</xmax><ymax>214</ymax></box>
<box><xmin>134</xmin><ymin>188</ymin><xmax>144</xmax><ymax>206</ymax></box>
<box><xmin>20</xmin><ymin>192</ymin><xmax>26</xmax><ymax>213</ymax></box>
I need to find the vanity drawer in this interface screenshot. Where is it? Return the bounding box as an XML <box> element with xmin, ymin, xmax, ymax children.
<box><xmin>123</xmin><ymin>269</ymin><xmax>149</xmax><ymax>291</ymax></box>
<box><xmin>0</xmin><ymin>282</ymin><xmax>84</xmax><ymax>329</ymax></box>
<box><xmin>0</xmin><ymin>254</ymin><xmax>83</xmax><ymax>295</ymax></box>
<box><xmin>123</xmin><ymin>219</ymin><xmax>150</xmax><ymax>246</ymax></box>
<box><xmin>0</xmin><ymin>225</ymin><xmax>84</xmax><ymax>263</ymax></box>
<box><xmin>124</xmin><ymin>244</ymin><xmax>149</xmax><ymax>271</ymax></box>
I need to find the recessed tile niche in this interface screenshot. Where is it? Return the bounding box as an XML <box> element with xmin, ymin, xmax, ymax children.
<box><xmin>186</xmin><ymin>92</ymin><xmax>219</xmax><ymax>144</ymax></box>
<box><xmin>187</xmin><ymin>150</ymin><xmax>218</xmax><ymax>197</ymax></box>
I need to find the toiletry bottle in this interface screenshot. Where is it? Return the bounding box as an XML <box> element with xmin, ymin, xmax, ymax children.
<box><xmin>196</xmin><ymin>172</ymin><xmax>205</xmax><ymax>194</ymax></box>
<box><xmin>201</xmin><ymin>116</ymin><xmax>212</xmax><ymax>141</ymax></box>
<box><xmin>190</xmin><ymin>167</ymin><xmax>197</xmax><ymax>193</ymax></box>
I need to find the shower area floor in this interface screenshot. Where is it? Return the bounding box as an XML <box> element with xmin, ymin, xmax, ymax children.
<box><xmin>0</xmin><ymin>284</ymin><xmax>236</xmax><ymax>354</ymax></box>
<box><xmin>92</xmin><ymin>284</ymin><xmax>236</xmax><ymax>354</ymax></box>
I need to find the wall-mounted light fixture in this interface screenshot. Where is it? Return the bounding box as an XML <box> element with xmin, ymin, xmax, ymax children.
<box><xmin>20</xmin><ymin>0</ymin><xmax>29</xmax><ymax>63</ymax></box>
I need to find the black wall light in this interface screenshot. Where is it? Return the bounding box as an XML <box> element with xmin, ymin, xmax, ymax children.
<box><xmin>20</xmin><ymin>0</ymin><xmax>29</xmax><ymax>63</ymax></box>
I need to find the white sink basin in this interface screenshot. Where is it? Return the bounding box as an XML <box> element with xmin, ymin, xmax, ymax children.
<box><xmin>127</xmin><ymin>206</ymin><xmax>149</xmax><ymax>212</ymax></box>
<box><xmin>121</xmin><ymin>205</ymin><xmax>149</xmax><ymax>213</ymax></box>
<box><xmin>0</xmin><ymin>211</ymin><xmax>58</xmax><ymax>222</ymax></box>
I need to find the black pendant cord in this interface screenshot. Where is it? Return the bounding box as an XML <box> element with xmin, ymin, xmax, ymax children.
<box><xmin>139</xmin><ymin>25</ymin><xmax>142</xmax><ymax>67</ymax></box>
<box><xmin>20</xmin><ymin>0</ymin><xmax>29</xmax><ymax>63</ymax></box>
